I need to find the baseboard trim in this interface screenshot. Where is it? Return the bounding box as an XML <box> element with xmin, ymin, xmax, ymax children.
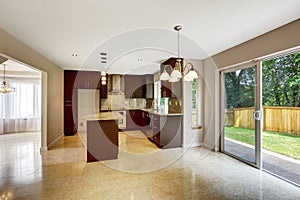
<box><xmin>40</xmin><ymin>146</ymin><xmax>48</xmax><ymax>152</ymax></box>
<box><xmin>47</xmin><ymin>133</ymin><xmax>64</xmax><ymax>150</ymax></box>
<box><xmin>182</xmin><ymin>142</ymin><xmax>202</xmax><ymax>149</ymax></box>
<box><xmin>200</xmin><ymin>143</ymin><xmax>216</xmax><ymax>151</ymax></box>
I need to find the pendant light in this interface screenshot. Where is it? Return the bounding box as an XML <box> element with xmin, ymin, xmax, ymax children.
<box><xmin>159</xmin><ymin>25</ymin><xmax>199</xmax><ymax>82</ymax></box>
<box><xmin>184</xmin><ymin>63</ymin><xmax>198</xmax><ymax>81</ymax></box>
<box><xmin>0</xmin><ymin>64</ymin><xmax>16</xmax><ymax>94</ymax></box>
<box><xmin>170</xmin><ymin>25</ymin><xmax>183</xmax><ymax>81</ymax></box>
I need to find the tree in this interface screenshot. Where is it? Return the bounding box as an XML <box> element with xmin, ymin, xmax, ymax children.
<box><xmin>224</xmin><ymin>51</ymin><xmax>300</xmax><ymax>108</ymax></box>
<box><xmin>262</xmin><ymin>52</ymin><xmax>300</xmax><ymax>107</ymax></box>
<box><xmin>224</xmin><ymin>67</ymin><xmax>255</xmax><ymax>108</ymax></box>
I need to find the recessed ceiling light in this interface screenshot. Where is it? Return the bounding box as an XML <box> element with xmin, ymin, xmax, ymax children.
<box><xmin>71</xmin><ymin>53</ymin><xmax>78</xmax><ymax>57</ymax></box>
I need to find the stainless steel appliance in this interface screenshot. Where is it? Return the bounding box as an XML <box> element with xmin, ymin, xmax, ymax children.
<box><xmin>117</xmin><ymin>111</ymin><xmax>126</xmax><ymax>129</ymax></box>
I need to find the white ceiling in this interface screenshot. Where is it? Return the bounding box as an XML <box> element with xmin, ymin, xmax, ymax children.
<box><xmin>0</xmin><ymin>60</ymin><xmax>41</xmax><ymax>78</ymax></box>
<box><xmin>1</xmin><ymin>60</ymin><xmax>37</xmax><ymax>72</ymax></box>
<box><xmin>0</xmin><ymin>0</ymin><xmax>299</xmax><ymax>74</ymax></box>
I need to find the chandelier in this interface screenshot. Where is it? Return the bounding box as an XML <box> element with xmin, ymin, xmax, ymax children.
<box><xmin>160</xmin><ymin>25</ymin><xmax>198</xmax><ymax>82</ymax></box>
<box><xmin>0</xmin><ymin>64</ymin><xmax>16</xmax><ymax>94</ymax></box>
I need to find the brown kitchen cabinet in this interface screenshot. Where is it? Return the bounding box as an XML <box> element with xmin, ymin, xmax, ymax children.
<box><xmin>150</xmin><ymin>114</ymin><xmax>182</xmax><ymax>149</ymax></box>
<box><xmin>64</xmin><ymin>70</ymin><xmax>103</xmax><ymax>136</ymax></box>
<box><xmin>152</xmin><ymin>114</ymin><xmax>161</xmax><ymax>146</ymax></box>
<box><xmin>124</xmin><ymin>75</ymin><xmax>146</xmax><ymax>98</ymax></box>
<box><xmin>126</xmin><ymin>110</ymin><xmax>150</xmax><ymax>131</ymax></box>
<box><xmin>74</xmin><ymin>71</ymin><xmax>101</xmax><ymax>89</ymax></box>
<box><xmin>140</xmin><ymin>110</ymin><xmax>150</xmax><ymax>132</ymax></box>
<box><xmin>126</xmin><ymin>110</ymin><xmax>139</xmax><ymax>130</ymax></box>
<box><xmin>64</xmin><ymin>70</ymin><xmax>78</xmax><ymax>135</ymax></box>
<box><xmin>87</xmin><ymin>119</ymin><xmax>119</xmax><ymax>162</ymax></box>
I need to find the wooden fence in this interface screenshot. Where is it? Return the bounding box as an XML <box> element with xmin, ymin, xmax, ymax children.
<box><xmin>225</xmin><ymin>106</ymin><xmax>300</xmax><ymax>135</ymax></box>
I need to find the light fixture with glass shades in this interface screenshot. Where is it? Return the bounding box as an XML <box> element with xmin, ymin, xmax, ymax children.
<box><xmin>160</xmin><ymin>25</ymin><xmax>198</xmax><ymax>82</ymax></box>
<box><xmin>101</xmin><ymin>71</ymin><xmax>107</xmax><ymax>85</ymax></box>
<box><xmin>0</xmin><ymin>64</ymin><xmax>16</xmax><ymax>94</ymax></box>
<box><xmin>160</xmin><ymin>62</ymin><xmax>198</xmax><ymax>82</ymax></box>
<box><xmin>183</xmin><ymin>63</ymin><xmax>198</xmax><ymax>81</ymax></box>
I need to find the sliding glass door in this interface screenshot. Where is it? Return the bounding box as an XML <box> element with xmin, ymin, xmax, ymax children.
<box><xmin>221</xmin><ymin>63</ymin><xmax>262</xmax><ymax>167</ymax></box>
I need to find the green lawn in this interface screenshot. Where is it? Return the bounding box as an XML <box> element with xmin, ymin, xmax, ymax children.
<box><xmin>225</xmin><ymin>126</ymin><xmax>300</xmax><ymax>160</ymax></box>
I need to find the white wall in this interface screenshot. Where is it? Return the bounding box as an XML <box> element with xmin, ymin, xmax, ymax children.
<box><xmin>202</xmin><ymin>58</ymin><xmax>219</xmax><ymax>150</ymax></box>
<box><xmin>182</xmin><ymin>59</ymin><xmax>204</xmax><ymax>148</ymax></box>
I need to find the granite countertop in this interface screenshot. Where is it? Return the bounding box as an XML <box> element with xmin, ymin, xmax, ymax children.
<box><xmin>85</xmin><ymin>109</ymin><xmax>183</xmax><ymax>119</ymax></box>
<box><xmin>81</xmin><ymin>112</ymin><xmax>122</xmax><ymax>121</ymax></box>
<box><xmin>140</xmin><ymin>108</ymin><xmax>183</xmax><ymax>116</ymax></box>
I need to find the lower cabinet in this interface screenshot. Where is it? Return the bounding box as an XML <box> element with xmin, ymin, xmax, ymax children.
<box><xmin>126</xmin><ymin>109</ymin><xmax>182</xmax><ymax>149</ymax></box>
<box><xmin>126</xmin><ymin>110</ymin><xmax>150</xmax><ymax>130</ymax></box>
<box><xmin>152</xmin><ymin>114</ymin><xmax>161</xmax><ymax>146</ymax></box>
<box><xmin>126</xmin><ymin>110</ymin><xmax>140</xmax><ymax>129</ymax></box>
<box><xmin>140</xmin><ymin>111</ymin><xmax>150</xmax><ymax>131</ymax></box>
<box><xmin>151</xmin><ymin>114</ymin><xmax>182</xmax><ymax>149</ymax></box>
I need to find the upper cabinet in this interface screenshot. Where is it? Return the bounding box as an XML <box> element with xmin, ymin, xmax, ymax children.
<box><xmin>124</xmin><ymin>75</ymin><xmax>146</xmax><ymax>98</ymax></box>
<box><xmin>124</xmin><ymin>74</ymin><xmax>154</xmax><ymax>99</ymax></box>
<box><xmin>161</xmin><ymin>58</ymin><xmax>183</xmax><ymax>98</ymax></box>
<box><xmin>64</xmin><ymin>70</ymin><xmax>78</xmax><ymax>101</ymax></box>
<box><xmin>74</xmin><ymin>71</ymin><xmax>101</xmax><ymax>89</ymax></box>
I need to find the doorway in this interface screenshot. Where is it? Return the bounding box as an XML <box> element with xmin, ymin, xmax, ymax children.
<box><xmin>220</xmin><ymin>48</ymin><xmax>300</xmax><ymax>186</ymax></box>
<box><xmin>221</xmin><ymin>63</ymin><xmax>262</xmax><ymax>167</ymax></box>
<box><xmin>0</xmin><ymin>56</ymin><xmax>46</xmax><ymax>151</ymax></box>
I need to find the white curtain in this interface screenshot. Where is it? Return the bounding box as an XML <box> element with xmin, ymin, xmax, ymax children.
<box><xmin>0</xmin><ymin>78</ymin><xmax>41</xmax><ymax>134</ymax></box>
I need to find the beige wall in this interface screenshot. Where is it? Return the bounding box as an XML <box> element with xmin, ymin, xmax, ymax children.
<box><xmin>0</xmin><ymin>27</ymin><xmax>63</xmax><ymax>146</ymax></box>
<box><xmin>212</xmin><ymin>19</ymin><xmax>300</xmax><ymax>68</ymax></box>
<box><xmin>203</xmin><ymin>18</ymin><xmax>300</xmax><ymax>150</ymax></box>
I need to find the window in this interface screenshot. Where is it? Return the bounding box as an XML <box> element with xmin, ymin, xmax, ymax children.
<box><xmin>192</xmin><ymin>78</ymin><xmax>198</xmax><ymax>126</ymax></box>
<box><xmin>0</xmin><ymin>78</ymin><xmax>41</xmax><ymax>134</ymax></box>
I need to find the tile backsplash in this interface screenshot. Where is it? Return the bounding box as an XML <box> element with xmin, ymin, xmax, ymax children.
<box><xmin>100</xmin><ymin>94</ymin><xmax>149</xmax><ymax>110</ymax></box>
<box><xmin>100</xmin><ymin>94</ymin><xmax>181</xmax><ymax>113</ymax></box>
<box><xmin>168</xmin><ymin>97</ymin><xmax>182</xmax><ymax>113</ymax></box>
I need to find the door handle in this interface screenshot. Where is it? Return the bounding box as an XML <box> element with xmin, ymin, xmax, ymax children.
<box><xmin>253</xmin><ymin>110</ymin><xmax>262</xmax><ymax>120</ymax></box>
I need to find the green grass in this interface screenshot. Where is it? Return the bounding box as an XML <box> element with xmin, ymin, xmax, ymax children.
<box><xmin>225</xmin><ymin>126</ymin><xmax>300</xmax><ymax>160</ymax></box>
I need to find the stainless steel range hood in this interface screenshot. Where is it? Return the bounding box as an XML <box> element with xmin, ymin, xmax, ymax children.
<box><xmin>110</xmin><ymin>74</ymin><xmax>124</xmax><ymax>95</ymax></box>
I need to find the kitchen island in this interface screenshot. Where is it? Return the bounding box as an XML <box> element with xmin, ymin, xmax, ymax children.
<box><xmin>83</xmin><ymin>112</ymin><xmax>121</xmax><ymax>162</ymax></box>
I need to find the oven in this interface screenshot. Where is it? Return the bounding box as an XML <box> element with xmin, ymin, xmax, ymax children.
<box><xmin>117</xmin><ymin>111</ymin><xmax>126</xmax><ymax>129</ymax></box>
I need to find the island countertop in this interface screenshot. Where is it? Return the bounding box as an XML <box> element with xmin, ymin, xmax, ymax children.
<box><xmin>124</xmin><ymin>108</ymin><xmax>182</xmax><ymax>116</ymax></box>
<box><xmin>140</xmin><ymin>108</ymin><xmax>183</xmax><ymax>116</ymax></box>
<box><xmin>81</xmin><ymin>112</ymin><xmax>122</xmax><ymax>121</ymax></box>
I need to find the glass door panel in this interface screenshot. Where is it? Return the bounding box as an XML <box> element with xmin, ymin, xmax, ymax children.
<box><xmin>222</xmin><ymin>65</ymin><xmax>261</xmax><ymax>166</ymax></box>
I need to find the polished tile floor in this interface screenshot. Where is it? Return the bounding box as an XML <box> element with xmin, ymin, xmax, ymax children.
<box><xmin>0</xmin><ymin>131</ymin><xmax>300</xmax><ymax>200</ymax></box>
